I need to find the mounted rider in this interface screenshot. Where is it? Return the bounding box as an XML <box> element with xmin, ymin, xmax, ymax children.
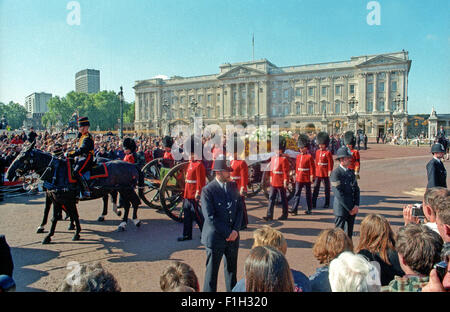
<box><xmin>68</xmin><ymin>116</ymin><xmax>94</xmax><ymax>198</ymax></box>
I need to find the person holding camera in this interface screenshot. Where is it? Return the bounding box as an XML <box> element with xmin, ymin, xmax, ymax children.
<box><xmin>403</xmin><ymin>187</ymin><xmax>449</xmax><ymax>235</ymax></box>
<box><xmin>426</xmin><ymin>143</ymin><xmax>447</xmax><ymax>189</ymax></box>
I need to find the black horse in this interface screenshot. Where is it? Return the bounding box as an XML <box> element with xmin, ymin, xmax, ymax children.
<box><xmin>7</xmin><ymin>142</ymin><xmax>144</xmax><ymax>244</ymax></box>
<box><xmin>36</xmin><ymin>157</ymin><xmax>121</xmax><ymax>234</ymax></box>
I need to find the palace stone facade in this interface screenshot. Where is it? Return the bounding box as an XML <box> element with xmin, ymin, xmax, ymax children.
<box><xmin>134</xmin><ymin>51</ymin><xmax>411</xmax><ymax>137</ymax></box>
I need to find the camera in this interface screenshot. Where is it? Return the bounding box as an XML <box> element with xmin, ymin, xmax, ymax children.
<box><xmin>411</xmin><ymin>203</ymin><xmax>425</xmax><ymax>217</ymax></box>
<box><xmin>434</xmin><ymin>261</ymin><xmax>447</xmax><ymax>282</ymax></box>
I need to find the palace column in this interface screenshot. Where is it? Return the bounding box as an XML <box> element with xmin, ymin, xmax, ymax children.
<box><xmin>373</xmin><ymin>73</ymin><xmax>378</xmax><ymax>112</ymax></box>
<box><xmin>385</xmin><ymin>71</ymin><xmax>391</xmax><ymax>112</ymax></box>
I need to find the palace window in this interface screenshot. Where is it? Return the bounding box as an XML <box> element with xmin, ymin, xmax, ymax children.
<box><xmin>367</xmin><ymin>83</ymin><xmax>373</xmax><ymax>93</ymax></box>
<box><xmin>308</xmin><ymin>103</ymin><xmax>314</xmax><ymax>115</ymax></box>
<box><xmin>349</xmin><ymin>84</ymin><xmax>355</xmax><ymax>94</ymax></box>
<box><xmin>321</xmin><ymin>102</ymin><xmax>327</xmax><ymax>113</ymax></box>
<box><xmin>377</xmin><ymin>99</ymin><xmax>385</xmax><ymax>111</ymax></box>
<box><xmin>295</xmin><ymin>88</ymin><xmax>302</xmax><ymax>96</ymax></box>
<box><xmin>367</xmin><ymin>100</ymin><xmax>373</xmax><ymax>112</ymax></box>
<box><xmin>335</xmin><ymin>101</ymin><xmax>341</xmax><ymax>114</ymax></box>
<box><xmin>335</xmin><ymin>85</ymin><xmax>341</xmax><ymax>95</ymax></box>
<box><xmin>322</xmin><ymin>86</ymin><xmax>327</xmax><ymax>96</ymax></box>
<box><xmin>308</xmin><ymin>87</ymin><xmax>314</xmax><ymax>97</ymax></box>
<box><xmin>284</xmin><ymin>89</ymin><xmax>289</xmax><ymax>99</ymax></box>
<box><xmin>378</xmin><ymin>82</ymin><xmax>385</xmax><ymax>92</ymax></box>
<box><xmin>217</xmin><ymin>93</ymin><xmax>220</xmax><ymax>102</ymax></box>
<box><xmin>296</xmin><ymin>103</ymin><xmax>301</xmax><ymax>115</ymax></box>
<box><xmin>391</xmin><ymin>81</ymin><xmax>397</xmax><ymax>92</ymax></box>
<box><xmin>207</xmin><ymin>94</ymin><xmax>212</xmax><ymax>103</ymax></box>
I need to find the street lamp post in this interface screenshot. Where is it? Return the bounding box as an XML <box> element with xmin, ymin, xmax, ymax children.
<box><xmin>348</xmin><ymin>96</ymin><xmax>359</xmax><ymax>133</ymax></box>
<box><xmin>189</xmin><ymin>99</ymin><xmax>198</xmax><ymax>122</ymax></box>
<box><xmin>118</xmin><ymin>86</ymin><xmax>124</xmax><ymax>139</ymax></box>
<box><xmin>254</xmin><ymin>114</ymin><xmax>260</xmax><ymax>127</ymax></box>
<box><xmin>162</xmin><ymin>99</ymin><xmax>171</xmax><ymax>136</ymax></box>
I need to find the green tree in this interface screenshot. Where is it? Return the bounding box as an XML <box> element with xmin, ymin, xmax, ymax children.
<box><xmin>124</xmin><ymin>102</ymin><xmax>135</xmax><ymax>124</ymax></box>
<box><xmin>0</xmin><ymin>101</ymin><xmax>28</xmax><ymax>130</ymax></box>
<box><xmin>42</xmin><ymin>96</ymin><xmax>73</xmax><ymax>128</ymax></box>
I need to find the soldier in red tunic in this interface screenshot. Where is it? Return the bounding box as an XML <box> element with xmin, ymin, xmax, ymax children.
<box><xmin>263</xmin><ymin>136</ymin><xmax>290</xmax><ymax>221</ymax></box>
<box><xmin>123</xmin><ymin>138</ymin><xmax>137</xmax><ymax>164</ymax></box>
<box><xmin>312</xmin><ymin>132</ymin><xmax>334</xmax><ymax>209</ymax></box>
<box><xmin>344</xmin><ymin>131</ymin><xmax>360</xmax><ymax>179</ymax></box>
<box><xmin>162</xmin><ymin>136</ymin><xmax>175</xmax><ymax>168</ymax></box>
<box><xmin>290</xmin><ymin>134</ymin><xmax>315</xmax><ymax>215</ymax></box>
<box><xmin>178</xmin><ymin>135</ymin><xmax>206</xmax><ymax>241</ymax></box>
<box><xmin>230</xmin><ymin>134</ymin><xmax>249</xmax><ymax>228</ymax></box>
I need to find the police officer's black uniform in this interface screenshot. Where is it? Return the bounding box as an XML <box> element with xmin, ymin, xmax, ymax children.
<box><xmin>426</xmin><ymin>143</ymin><xmax>447</xmax><ymax>188</ymax></box>
<box><xmin>330</xmin><ymin>147</ymin><xmax>360</xmax><ymax>239</ymax></box>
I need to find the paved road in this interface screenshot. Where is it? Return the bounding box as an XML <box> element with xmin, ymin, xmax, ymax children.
<box><xmin>0</xmin><ymin>143</ymin><xmax>447</xmax><ymax>292</ymax></box>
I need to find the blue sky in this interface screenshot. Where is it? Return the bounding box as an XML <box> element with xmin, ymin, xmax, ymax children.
<box><xmin>0</xmin><ymin>0</ymin><xmax>449</xmax><ymax>114</ymax></box>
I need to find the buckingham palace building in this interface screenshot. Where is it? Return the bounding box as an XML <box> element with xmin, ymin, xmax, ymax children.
<box><xmin>134</xmin><ymin>51</ymin><xmax>411</xmax><ymax>138</ymax></box>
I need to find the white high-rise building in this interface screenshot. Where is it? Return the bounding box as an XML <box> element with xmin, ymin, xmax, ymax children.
<box><xmin>25</xmin><ymin>92</ymin><xmax>52</xmax><ymax>115</ymax></box>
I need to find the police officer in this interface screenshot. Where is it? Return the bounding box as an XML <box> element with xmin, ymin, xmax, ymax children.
<box><xmin>330</xmin><ymin>147</ymin><xmax>360</xmax><ymax>239</ymax></box>
<box><xmin>312</xmin><ymin>131</ymin><xmax>334</xmax><ymax>209</ymax></box>
<box><xmin>178</xmin><ymin>135</ymin><xmax>206</xmax><ymax>241</ymax></box>
<box><xmin>290</xmin><ymin>134</ymin><xmax>314</xmax><ymax>215</ymax></box>
<box><xmin>200</xmin><ymin>158</ymin><xmax>243</xmax><ymax>292</ymax></box>
<box><xmin>264</xmin><ymin>136</ymin><xmax>290</xmax><ymax>221</ymax></box>
<box><xmin>68</xmin><ymin>116</ymin><xmax>94</xmax><ymax>198</ymax></box>
<box><xmin>426</xmin><ymin>143</ymin><xmax>447</xmax><ymax>188</ymax></box>
<box><xmin>344</xmin><ymin>131</ymin><xmax>361</xmax><ymax>179</ymax></box>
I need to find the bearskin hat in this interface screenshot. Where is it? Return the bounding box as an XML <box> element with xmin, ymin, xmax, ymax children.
<box><xmin>298</xmin><ymin>134</ymin><xmax>310</xmax><ymax>149</ymax></box>
<box><xmin>317</xmin><ymin>132</ymin><xmax>330</xmax><ymax>146</ymax></box>
<box><xmin>344</xmin><ymin>131</ymin><xmax>356</xmax><ymax>146</ymax></box>
<box><xmin>162</xmin><ymin>136</ymin><xmax>174</xmax><ymax>148</ymax></box>
<box><xmin>123</xmin><ymin>137</ymin><xmax>137</xmax><ymax>153</ymax></box>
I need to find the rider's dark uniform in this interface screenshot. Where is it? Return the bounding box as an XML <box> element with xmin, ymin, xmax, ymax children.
<box><xmin>70</xmin><ymin>117</ymin><xmax>94</xmax><ymax>197</ymax></box>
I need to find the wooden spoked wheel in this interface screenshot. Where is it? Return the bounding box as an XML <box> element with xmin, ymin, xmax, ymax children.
<box><xmin>140</xmin><ymin>158</ymin><xmax>164</xmax><ymax>210</ymax></box>
<box><xmin>160</xmin><ymin>162</ymin><xmax>189</xmax><ymax>223</ymax></box>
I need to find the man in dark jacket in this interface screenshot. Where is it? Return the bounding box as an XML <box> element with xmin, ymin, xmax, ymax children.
<box><xmin>201</xmin><ymin>158</ymin><xmax>244</xmax><ymax>292</ymax></box>
<box><xmin>426</xmin><ymin>143</ymin><xmax>447</xmax><ymax>189</ymax></box>
<box><xmin>0</xmin><ymin>235</ymin><xmax>13</xmax><ymax>277</ymax></box>
<box><xmin>152</xmin><ymin>141</ymin><xmax>164</xmax><ymax>159</ymax></box>
<box><xmin>330</xmin><ymin>147</ymin><xmax>360</xmax><ymax>239</ymax></box>
<box><xmin>27</xmin><ymin>127</ymin><xmax>37</xmax><ymax>143</ymax></box>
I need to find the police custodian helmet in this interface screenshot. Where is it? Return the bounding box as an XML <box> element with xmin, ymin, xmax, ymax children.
<box><xmin>431</xmin><ymin>143</ymin><xmax>445</xmax><ymax>154</ymax></box>
<box><xmin>335</xmin><ymin>147</ymin><xmax>353</xmax><ymax>160</ymax></box>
